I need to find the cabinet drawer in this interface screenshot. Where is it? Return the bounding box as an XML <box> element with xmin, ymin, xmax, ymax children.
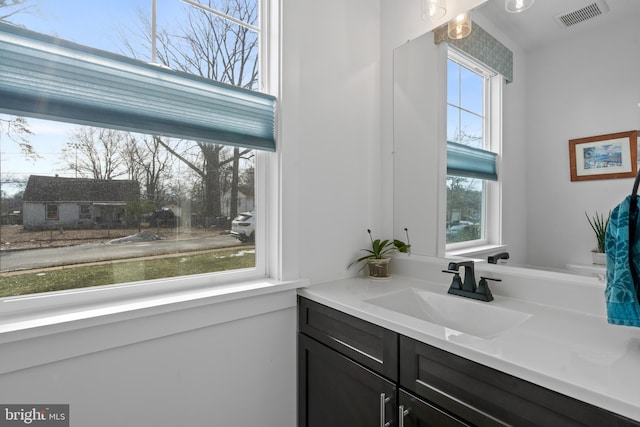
<box><xmin>400</xmin><ymin>336</ymin><xmax>640</xmax><ymax>427</ymax></box>
<box><xmin>298</xmin><ymin>296</ymin><xmax>398</xmax><ymax>381</ymax></box>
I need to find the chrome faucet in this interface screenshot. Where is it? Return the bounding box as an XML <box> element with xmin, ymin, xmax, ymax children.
<box><xmin>442</xmin><ymin>260</ymin><xmax>499</xmax><ymax>302</ymax></box>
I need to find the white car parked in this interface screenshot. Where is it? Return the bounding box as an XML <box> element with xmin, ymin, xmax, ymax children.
<box><xmin>231</xmin><ymin>211</ymin><xmax>255</xmax><ymax>243</ymax></box>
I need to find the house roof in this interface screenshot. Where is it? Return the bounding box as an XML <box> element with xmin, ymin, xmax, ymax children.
<box><xmin>23</xmin><ymin>175</ymin><xmax>140</xmax><ymax>203</ymax></box>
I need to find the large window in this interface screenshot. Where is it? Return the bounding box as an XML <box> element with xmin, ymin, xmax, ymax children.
<box><xmin>446</xmin><ymin>51</ymin><xmax>500</xmax><ymax>249</ymax></box>
<box><xmin>0</xmin><ymin>0</ymin><xmax>273</xmax><ymax>298</ymax></box>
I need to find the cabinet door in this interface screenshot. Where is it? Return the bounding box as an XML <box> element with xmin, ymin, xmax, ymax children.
<box><xmin>299</xmin><ymin>333</ymin><xmax>396</xmax><ymax>427</ymax></box>
<box><xmin>398</xmin><ymin>390</ymin><xmax>470</xmax><ymax>427</ymax></box>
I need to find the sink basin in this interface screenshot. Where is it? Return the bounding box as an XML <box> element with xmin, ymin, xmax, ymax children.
<box><xmin>364</xmin><ymin>288</ymin><xmax>531</xmax><ymax>339</ymax></box>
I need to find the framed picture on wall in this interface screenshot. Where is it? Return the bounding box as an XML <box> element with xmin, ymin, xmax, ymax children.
<box><xmin>569</xmin><ymin>130</ymin><xmax>638</xmax><ymax>181</ymax></box>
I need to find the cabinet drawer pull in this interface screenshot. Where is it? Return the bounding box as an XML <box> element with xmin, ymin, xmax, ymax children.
<box><xmin>380</xmin><ymin>393</ymin><xmax>391</xmax><ymax>427</ymax></box>
<box><xmin>399</xmin><ymin>405</ymin><xmax>410</xmax><ymax>427</ymax></box>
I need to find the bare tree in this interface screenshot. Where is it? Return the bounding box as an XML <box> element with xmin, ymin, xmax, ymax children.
<box><xmin>238</xmin><ymin>164</ymin><xmax>254</xmax><ymax>199</ymax></box>
<box><xmin>0</xmin><ymin>1</ymin><xmax>36</xmax><ymax>161</ymax></box>
<box><xmin>134</xmin><ymin>135</ymin><xmax>175</xmax><ymax>207</ymax></box>
<box><xmin>0</xmin><ymin>115</ymin><xmax>36</xmax><ymax>161</ymax></box>
<box><xmin>62</xmin><ymin>127</ymin><xmax>128</xmax><ymax>180</ymax></box>
<box><xmin>123</xmin><ymin>0</ymin><xmax>259</xmax><ymax>224</ymax></box>
<box><xmin>0</xmin><ymin>0</ymin><xmax>35</xmax><ymax>23</ymax></box>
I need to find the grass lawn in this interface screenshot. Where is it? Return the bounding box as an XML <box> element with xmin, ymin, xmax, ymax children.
<box><xmin>0</xmin><ymin>247</ymin><xmax>255</xmax><ymax>298</ymax></box>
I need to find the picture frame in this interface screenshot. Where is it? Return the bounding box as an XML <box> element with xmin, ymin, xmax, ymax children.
<box><xmin>569</xmin><ymin>130</ymin><xmax>638</xmax><ymax>182</ymax></box>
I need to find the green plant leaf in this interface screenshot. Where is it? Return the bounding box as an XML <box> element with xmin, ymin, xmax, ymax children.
<box><xmin>348</xmin><ymin>229</ymin><xmax>411</xmax><ymax>269</ymax></box>
<box><xmin>585</xmin><ymin>210</ymin><xmax>611</xmax><ymax>253</ymax></box>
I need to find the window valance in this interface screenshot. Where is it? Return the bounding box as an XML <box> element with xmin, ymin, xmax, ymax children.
<box><xmin>434</xmin><ymin>22</ymin><xmax>513</xmax><ymax>83</ymax></box>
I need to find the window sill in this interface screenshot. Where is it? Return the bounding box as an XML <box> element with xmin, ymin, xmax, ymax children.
<box><xmin>446</xmin><ymin>244</ymin><xmax>508</xmax><ymax>261</ymax></box>
<box><xmin>0</xmin><ymin>276</ymin><xmax>308</xmax><ymax>374</ymax></box>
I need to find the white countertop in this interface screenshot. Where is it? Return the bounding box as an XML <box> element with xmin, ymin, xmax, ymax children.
<box><xmin>298</xmin><ymin>271</ymin><xmax>640</xmax><ymax>422</ymax></box>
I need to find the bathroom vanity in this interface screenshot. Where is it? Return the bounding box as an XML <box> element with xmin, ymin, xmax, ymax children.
<box><xmin>297</xmin><ymin>258</ymin><xmax>640</xmax><ymax>426</ymax></box>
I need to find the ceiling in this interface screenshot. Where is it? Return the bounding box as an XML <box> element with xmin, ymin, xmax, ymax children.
<box><xmin>474</xmin><ymin>0</ymin><xmax>640</xmax><ymax>51</ymax></box>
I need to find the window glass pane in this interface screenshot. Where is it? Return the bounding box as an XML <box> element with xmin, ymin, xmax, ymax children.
<box><xmin>446</xmin><ymin>56</ymin><xmax>490</xmax><ymax>246</ymax></box>
<box><xmin>46</xmin><ymin>204</ymin><xmax>58</xmax><ymax>220</ymax></box>
<box><xmin>0</xmin><ymin>0</ymin><xmax>266</xmax><ymax>298</ymax></box>
<box><xmin>80</xmin><ymin>204</ymin><xmax>92</xmax><ymax>219</ymax></box>
<box><xmin>447</xmin><ymin>105</ymin><xmax>461</xmax><ymax>143</ymax></box>
<box><xmin>6</xmin><ymin>1</ymin><xmax>185</xmax><ymax>61</ymax></box>
<box><xmin>447</xmin><ymin>107</ymin><xmax>483</xmax><ymax>149</ymax></box>
<box><xmin>447</xmin><ymin>60</ymin><xmax>460</xmax><ymax>106</ymax></box>
<box><xmin>4</xmin><ymin>0</ymin><xmax>259</xmax><ymax>87</ymax></box>
<box><xmin>459</xmin><ymin>111</ymin><xmax>483</xmax><ymax>149</ymax></box>
<box><xmin>460</xmin><ymin>65</ymin><xmax>483</xmax><ymax>114</ymax></box>
<box><xmin>185</xmin><ymin>0</ymin><xmax>258</xmax><ymax>26</ymax></box>
<box><xmin>160</xmin><ymin>5</ymin><xmax>260</xmax><ymax>88</ymax></box>
<box><xmin>0</xmin><ymin>116</ymin><xmax>257</xmax><ymax>297</ymax></box>
<box><xmin>446</xmin><ymin>176</ymin><xmax>484</xmax><ymax>244</ymax></box>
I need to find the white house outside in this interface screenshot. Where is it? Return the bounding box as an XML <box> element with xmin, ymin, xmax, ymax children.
<box><xmin>22</xmin><ymin>175</ymin><xmax>140</xmax><ymax>230</ymax></box>
<box><xmin>221</xmin><ymin>190</ymin><xmax>254</xmax><ymax>217</ymax></box>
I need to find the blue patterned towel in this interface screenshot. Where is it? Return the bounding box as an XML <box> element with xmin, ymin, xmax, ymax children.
<box><xmin>605</xmin><ymin>195</ymin><xmax>640</xmax><ymax>327</ymax></box>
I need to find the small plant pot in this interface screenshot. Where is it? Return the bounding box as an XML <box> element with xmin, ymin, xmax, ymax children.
<box><xmin>368</xmin><ymin>258</ymin><xmax>391</xmax><ymax>279</ymax></box>
<box><xmin>591</xmin><ymin>251</ymin><xmax>606</xmax><ymax>266</ymax></box>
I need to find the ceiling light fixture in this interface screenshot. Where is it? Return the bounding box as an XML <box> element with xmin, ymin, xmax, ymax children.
<box><xmin>447</xmin><ymin>12</ymin><xmax>472</xmax><ymax>39</ymax></box>
<box><xmin>505</xmin><ymin>0</ymin><xmax>534</xmax><ymax>13</ymax></box>
<box><xmin>422</xmin><ymin>0</ymin><xmax>447</xmax><ymax>21</ymax></box>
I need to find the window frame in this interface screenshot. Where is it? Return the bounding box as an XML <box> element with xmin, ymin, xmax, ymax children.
<box><xmin>0</xmin><ymin>0</ymin><xmax>280</xmax><ymax>322</ymax></box>
<box><xmin>45</xmin><ymin>204</ymin><xmax>59</xmax><ymax>221</ymax></box>
<box><xmin>79</xmin><ymin>203</ymin><xmax>92</xmax><ymax>219</ymax></box>
<box><xmin>445</xmin><ymin>49</ymin><xmax>502</xmax><ymax>255</ymax></box>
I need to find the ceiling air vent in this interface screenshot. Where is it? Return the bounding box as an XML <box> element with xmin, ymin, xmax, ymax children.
<box><xmin>554</xmin><ymin>0</ymin><xmax>610</xmax><ymax>28</ymax></box>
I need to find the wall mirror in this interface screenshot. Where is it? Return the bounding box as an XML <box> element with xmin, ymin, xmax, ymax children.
<box><xmin>393</xmin><ymin>0</ymin><xmax>640</xmax><ymax>276</ymax></box>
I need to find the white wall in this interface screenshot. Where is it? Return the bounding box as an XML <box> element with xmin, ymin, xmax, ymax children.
<box><xmin>392</xmin><ymin>32</ymin><xmax>446</xmax><ymax>256</ymax></box>
<box><xmin>525</xmin><ymin>12</ymin><xmax>640</xmax><ymax>269</ymax></box>
<box><xmin>281</xmin><ymin>0</ymin><xmax>382</xmax><ymax>282</ymax></box>
<box><xmin>22</xmin><ymin>203</ymin><xmax>44</xmax><ymax>228</ymax></box>
<box><xmin>0</xmin><ymin>290</ymin><xmax>297</xmax><ymax>427</ymax></box>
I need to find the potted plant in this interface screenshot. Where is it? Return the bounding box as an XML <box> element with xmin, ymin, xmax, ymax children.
<box><xmin>349</xmin><ymin>229</ymin><xmax>410</xmax><ymax>278</ymax></box>
<box><xmin>585</xmin><ymin>211</ymin><xmax>610</xmax><ymax>265</ymax></box>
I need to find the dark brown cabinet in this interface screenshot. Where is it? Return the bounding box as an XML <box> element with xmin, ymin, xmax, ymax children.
<box><xmin>400</xmin><ymin>335</ymin><xmax>639</xmax><ymax>427</ymax></box>
<box><xmin>399</xmin><ymin>389</ymin><xmax>471</xmax><ymax>427</ymax></box>
<box><xmin>298</xmin><ymin>297</ymin><xmax>640</xmax><ymax>427</ymax></box>
<box><xmin>299</xmin><ymin>334</ymin><xmax>396</xmax><ymax>427</ymax></box>
<box><xmin>298</xmin><ymin>297</ymin><xmax>398</xmax><ymax>427</ymax></box>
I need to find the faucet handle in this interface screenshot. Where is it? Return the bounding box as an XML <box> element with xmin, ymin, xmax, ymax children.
<box><xmin>476</xmin><ymin>276</ymin><xmax>501</xmax><ymax>302</ymax></box>
<box><xmin>442</xmin><ymin>270</ymin><xmax>463</xmax><ymax>290</ymax></box>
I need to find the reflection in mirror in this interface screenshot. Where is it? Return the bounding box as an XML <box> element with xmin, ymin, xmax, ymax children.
<box><xmin>394</xmin><ymin>0</ymin><xmax>640</xmax><ymax>277</ymax></box>
<box><xmin>445</xmin><ymin>53</ymin><xmax>494</xmax><ymax>247</ymax></box>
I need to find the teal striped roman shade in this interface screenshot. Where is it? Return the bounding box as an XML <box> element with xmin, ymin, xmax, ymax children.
<box><xmin>447</xmin><ymin>141</ymin><xmax>498</xmax><ymax>181</ymax></box>
<box><xmin>0</xmin><ymin>22</ymin><xmax>276</xmax><ymax>151</ymax></box>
